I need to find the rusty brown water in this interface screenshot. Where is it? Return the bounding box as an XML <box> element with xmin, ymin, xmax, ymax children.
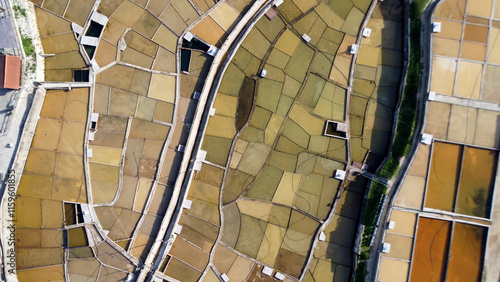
<box><xmin>456</xmin><ymin>147</ymin><xmax>497</xmax><ymax>218</ymax></box>
<box><xmin>426</xmin><ymin>142</ymin><xmax>462</xmax><ymax>212</ymax></box>
<box><xmin>410</xmin><ymin>217</ymin><xmax>451</xmax><ymax>282</ymax></box>
<box><xmin>447</xmin><ymin>222</ymin><xmax>486</xmax><ymax>281</ymax></box>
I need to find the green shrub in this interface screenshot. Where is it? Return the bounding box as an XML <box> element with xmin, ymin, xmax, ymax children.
<box><xmin>360</xmin><ymin>251</ymin><xmax>370</xmax><ymax>260</ymax></box>
<box><xmin>355</xmin><ymin>261</ymin><xmax>367</xmax><ymax>282</ymax></box>
<box><xmin>21</xmin><ymin>35</ymin><xmax>35</xmax><ymax>57</ymax></box>
<box><xmin>379</xmin><ymin>157</ymin><xmax>399</xmax><ymax>179</ymax></box>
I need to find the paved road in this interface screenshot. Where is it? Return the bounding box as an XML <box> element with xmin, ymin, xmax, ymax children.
<box><xmin>0</xmin><ymin>18</ymin><xmax>17</xmax><ymax>49</ymax></box>
<box><xmin>0</xmin><ymin>88</ymin><xmax>33</xmax><ymax>182</ymax></box>
<box><xmin>0</xmin><ymin>0</ymin><xmax>31</xmax><ymax>191</ymax></box>
<box><xmin>0</xmin><ymin>0</ymin><xmax>20</xmax><ymax>55</ymax></box>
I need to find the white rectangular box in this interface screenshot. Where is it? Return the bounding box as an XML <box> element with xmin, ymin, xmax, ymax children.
<box><xmin>388</xmin><ymin>221</ymin><xmax>395</xmax><ymax>229</ymax></box>
<box><xmin>382</xmin><ymin>243</ymin><xmax>391</xmax><ymax>253</ymax></box>
<box><xmin>177</xmin><ymin>144</ymin><xmax>186</xmax><ymax>152</ymax></box>
<box><xmin>335</xmin><ymin>169</ymin><xmax>346</xmax><ymax>180</ymax></box>
<box><xmin>350</xmin><ymin>44</ymin><xmax>359</xmax><ymax>54</ymax></box>
<box><xmin>302</xmin><ymin>34</ymin><xmax>311</xmax><ymax>43</ymax></box>
<box><xmin>421</xmin><ymin>133</ymin><xmax>433</xmax><ymax>145</ymax></box>
<box><xmin>209</xmin><ymin>108</ymin><xmax>216</xmax><ymax>116</ymax></box>
<box><xmin>174</xmin><ymin>225</ymin><xmax>183</xmax><ymax>234</ymax></box>
<box><xmin>91</xmin><ymin>113</ymin><xmax>99</xmax><ymax>122</ymax></box>
<box><xmin>207</xmin><ymin>45</ymin><xmax>218</xmax><ymax>57</ymax></box>
<box><xmin>274</xmin><ymin>272</ymin><xmax>285</xmax><ymax>281</ymax></box>
<box><xmin>433</xmin><ymin>22</ymin><xmax>442</xmax><ymax>33</ymax></box>
<box><xmin>184</xmin><ymin>32</ymin><xmax>194</xmax><ymax>42</ymax></box>
<box><xmin>362</xmin><ymin>28</ymin><xmax>372</xmax><ymax>37</ymax></box>
<box><xmin>319</xmin><ymin>232</ymin><xmax>326</xmax><ymax>241</ymax></box>
<box><xmin>183</xmin><ymin>199</ymin><xmax>192</xmax><ymax>210</ymax></box>
<box><xmin>197</xmin><ymin>150</ymin><xmax>207</xmax><ymax>161</ymax></box>
<box><xmin>428</xmin><ymin>91</ymin><xmax>436</xmax><ymax>100</ymax></box>
<box><xmin>262</xmin><ymin>266</ymin><xmax>273</xmax><ymax>276</ymax></box>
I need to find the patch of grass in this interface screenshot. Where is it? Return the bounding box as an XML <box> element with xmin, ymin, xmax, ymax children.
<box><xmin>13</xmin><ymin>5</ymin><xmax>27</xmax><ymax>18</ymax></box>
<box><xmin>21</xmin><ymin>34</ymin><xmax>35</xmax><ymax>58</ymax></box>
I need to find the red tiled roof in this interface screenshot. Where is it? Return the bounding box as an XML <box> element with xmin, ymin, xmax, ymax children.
<box><xmin>0</xmin><ymin>55</ymin><xmax>21</xmax><ymax>89</ymax></box>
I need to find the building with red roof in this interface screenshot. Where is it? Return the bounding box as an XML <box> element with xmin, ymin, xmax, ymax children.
<box><xmin>0</xmin><ymin>54</ymin><xmax>21</xmax><ymax>89</ymax></box>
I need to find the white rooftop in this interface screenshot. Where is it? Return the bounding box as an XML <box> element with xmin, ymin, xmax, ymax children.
<box><xmin>174</xmin><ymin>225</ymin><xmax>183</xmax><ymax>234</ymax></box>
<box><xmin>184</xmin><ymin>32</ymin><xmax>195</xmax><ymax>42</ymax></box>
<box><xmin>209</xmin><ymin>108</ymin><xmax>216</xmax><ymax>116</ymax></box>
<box><xmin>207</xmin><ymin>45</ymin><xmax>218</xmax><ymax>57</ymax></box>
<box><xmin>221</xmin><ymin>273</ymin><xmax>230</xmax><ymax>282</ymax></box>
<box><xmin>350</xmin><ymin>44</ymin><xmax>359</xmax><ymax>54</ymax></box>
<box><xmin>197</xmin><ymin>149</ymin><xmax>207</xmax><ymax>161</ymax></box>
<box><xmin>335</xmin><ymin>169</ymin><xmax>346</xmax><ymax>180</ymax></box>
<box><xmin>428</xmin><ymin>91</ymin><xmax>436</xmax><ymax>101</ymax></box>
<box><xmin>362</xmin><ymin>28</ymin><xmax>372</xmax><ymax>37</ymax></box>
<box><xmin>302</xmin><ymin>34</ymin><xmax>311</xmax><ymax>43</ymax></box>
<box><xmin>262</xmin><ymin>266</ymin><xmax>273</xmax><ymax>276</ymax></box>
<box><xmin>382</xmin><ymin>243</ymin><xmax>391</xmax><ymax>253</ymax></box>
<box><xmin>183</xmin><ymin>199</ymin><xmax>192</xmax><ymax>210</ymax></box>
<box><xmin>421</xmin><ymin>133</ymin><xmax>433</xmax><ymax>145</ymax></box>
<box><xmin>260</xmin><ymin>69</ymin><xmax>267</xmax><ymax>78</ymax></box>
<box><xmin>388</xmin><ymin>221</ymin><xmax>395</xmax><ymax>230</ymax></box>
<box><xmin>433</xmin><ymin>22</ymin><xmax>442</xmax><ymax>33</ymax></box>
<box><xmin>91</xmin><ymin>113</ymin><xmax>99</xmax><ymax>122</ymax></box>
<box><xmin>319</xmin><ymin>232</ymin><xmax>326</xmax><ymax>241</ymax></box>
<box><xmin>177</xmin><ymin>144</ymin><xmax>186</xmax><ymax>152</ymax></box>
<box><xmin>274</xmin><ymin>272</ymin><xmax>285</xmax><ymax>281</ymax></box>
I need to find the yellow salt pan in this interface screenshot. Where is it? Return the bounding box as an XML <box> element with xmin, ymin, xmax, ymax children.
<box><xmin>209</xmin><ymin>2</ymin><xmax>239</xmax><ymax>30</ymax></box>
<box><xmin>272</xmin><ymin>172</ymin><xmax>302</xmax><ymax>206</ymax></box>
<box><xmin>148</xmin><ymin>73</ymin><xmax>176</xmax><ymax>103</ymax></box>
<box><xmin>237</xmin><ymin>199</ymin><xmax>273</xmax><ymax>220</ymax></box>
<box><xmin>257</xmin><ymin>223</ymin><xmax>286</xmax><ymax>266</ymax></box>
